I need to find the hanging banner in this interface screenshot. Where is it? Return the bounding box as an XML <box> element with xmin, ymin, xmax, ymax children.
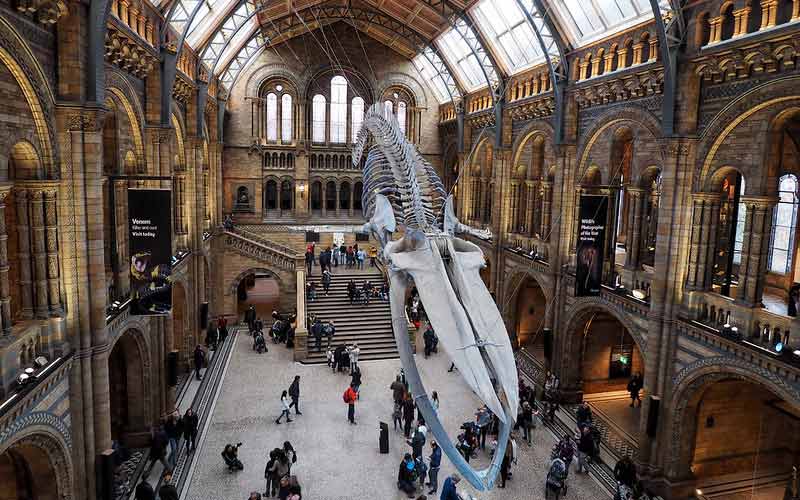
<box><xmin>575</xmin><ymin>194</ymin><xmax>607</xmax><ymax>297</ymax></box>
<box><xmin>128</xmin><ymin>189</ymin><xmax>172</xmax><ymax>315</ymax></box>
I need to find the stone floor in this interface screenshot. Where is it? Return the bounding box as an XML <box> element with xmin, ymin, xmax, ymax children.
<box><xmin>183</xmin><ymin>332</ymin><xmax>611</xmax><ymax>500</ymax></box>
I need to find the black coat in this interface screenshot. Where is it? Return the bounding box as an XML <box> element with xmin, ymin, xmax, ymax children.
<box><xmin>158</xmin><ymin>484</ymin><xmax>179</xmax><ymax>500</ymax></box>
<box><xmin>408</xmin><ymin>430</ymin><xmax>425</xmax><ymax>456</ymax></box>
<box><xmin>134</xmin><ymin>481</ymin><xmax>155</xmax><ymax>500</ymax></box>
<box><xmin>289</xmin><ymin>379</ymin><xmax>300</xmax><ymax>398</ymax></box>
<box><xmin>183</xmin><ymin>413</ymin><xmax>199</xmax><ymax>438</ymax></box>
<box><xmin>402</xmin><ymin>400</ymin><xmax>415</xmax><ymax>421</ymax></box>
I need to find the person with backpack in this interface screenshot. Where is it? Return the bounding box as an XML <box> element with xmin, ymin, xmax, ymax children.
<box><xmin>407</xmin><ymin>424</ymin><xmax>426</xmax><ymax>460</ymax></box>
<box><xmin>397</xmin><ymin>453</ymin><xmax>418</xmax><ymax>498</ymax></box>
<box><xmin>343</xmin><ymin>383</ymin><xmax>358</xmax><ymax>424</ymax></box>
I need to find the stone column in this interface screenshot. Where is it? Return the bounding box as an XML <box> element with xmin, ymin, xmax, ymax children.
<box><xmin>293</xmin><ymin>257</ymin><xmax>308</xmax><ymax>362</ymax></box>
<box><xmin>793</xmin><ymin>0</ymin><xmax>800</xmax><ymax>21</ymax></box>
<box><xmin>685</xmin><ymin>193</ymin><xmax>722</xmax><ymax>291</ymax></box>
<box><xmin>617</xmin><ymin>47</ymin><xmax>629</xmax><ymax>69</ymax></box>
<box><xmin>736</xmin><ymin>196</ymin><xmax>776</xmax><ymax>307</ymax></box>
<box><xmin>0</xmin><ymin>185</ymin><xmax>11</xmax><ymax>335</ymax></box>
<box><xmin>632</xmin><ymin>42</ymin><xmax>644</xmax><ymax>65</ymax></box>
<box><xmin>509</xmin><ymin>181</ymin><xmax>519</xmax><ymax>232</ymax></box>
<box><xmin>733</xmin><ymin>7</ymin><xmax>751</xmax><ymax>36</ymax></box>
<box><xmin>709</xmin><ymin>16</ymin><xmax>723</xmax><ymax>43</ymax></box>
<box><xmin>541</xmin><ymin>181</ymin><xmax>552</xmax><ymax>241</ymax></box>
<box><xmin>28</xmin><ymin>189</ymin><xmax>49</xmax><ymax>319</ymax></box>
<box><xmin>625</xmin><ymin>187</ymin><xmax>645</xmax><ymax>269</ymax></box>
<box><xmin>760</xmin><ymin>0</ymin><xmax>778</xmax><ymax>28</ymax></box>
<box><xmin>525</xmin><ymin>181</ymin><xmax>536</xmax><ymax>237</ymax></box>
<box><xmin>14</xmin><ymin>188</ymin><xmax>33</xmax><ymax>319</ymax></box>
<box><xmin>43</xmin><ymin>186</ymin><xmax>62</xmax><ymax>314</ymax></box>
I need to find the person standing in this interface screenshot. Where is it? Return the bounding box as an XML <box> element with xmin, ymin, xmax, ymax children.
<box><xmin>431</xmin><ymin>391</ymin><xmax>440</xmax><ymax>413</ymax></box>
<box><xmin>183</xmin><ymin>408</ymin><xmax>199</xmax><ymax>453</ymax></box>
<box><xmin>325</xmin><ymin>320</ymin><xmax>336</xmax><ymax>349</ymax></box>
<box><xmin>402</xmin><ymin>393</ymin><xmax>416</xmax><ymax>438</ymax></box>
<box><xmin>218</xmin><ymin>315</ymin><xmax>229</xmax><ymax>344</ymax></box>
<box><xmin>577</xmin><ymin>426</ymin><xmax>594</xmax><ymax>473</ymax></box>
<box><xmin>348</xmin><ymin>343</ymin><xmax>360</xmax><ymax>371</ymax></box>
<box><xmin>322</xmin><ymin>270</ymin><xmax>331</xmax><ymax>296</ymax></box>
<box><xmin>134</xmin><ymin>479</ymin><xmax>155</xmax><ymax>500</ymax></box>
<box><xmin>164</xmin><ymin>413</ymin><xmax>182</xmax><ymax>468</ymax></box>
<box><xmin>311</xmin><ymin>318</ymin><xmax>323</xmax><ymax>352</ymax></box>
<box><xmin>628</xmin><ymin>373</ymin><xmax>643</xmax><ymax>408</ymax></box>
<box><xmin>344</xmin><ymin>383</ymin><xmax>358</xmax><ymax>424</ymax></box>
<box><xmin>407</xmin><ymin>425</ymin><xmax>426</xmax><ymax>460</ymax></box>
<box><xmin>193</xmin><ymin>344</ymin><xmax>205</xmax><ymax>381</ymax></box>
<box><xmin>391</xmin><ymin>376</ymin><xmax>406</xmax><ymax>405</ymax></box>
<box><xmin>283</xmin><ymin>441</ymin><xmax>297</xmax><ymax>475</ymax></box>
<box><xmin>440</xmin><ymin>474</ymin><xmax>461</xmax><ymax>500</ymax></box>
<box><xmin>288</xmin><ymin>376</ymin><xmax>302</xmax><ymax>415</ymax></box>
<box><xmin>304</xmin><ymin>247</ymin><xmax>313</xmax><ymax>274</ymax></box>
<box><xmin>520</xmin><ymin>401</ymin><xmax>533</xmax><ymax>445</ymax></box>
<box><xmin>369</xmin><ymin>245</ymin><xmax>378</xmax><ymax>267</ymax></box>
<box><xmin>245</xmin><ymin>305</ymin><xmax>256</xmax><ymax>333</ymax></box>
<box><xmin>426</xmin><ymin>440</ymin><xmax>441</xmax><ymax>495</ymax></box>
<box><xmin>475</xmin><ymin>406</ymin><xmax>491</xmax><ymax>450</ymax></box>
<box><xmin>350</xmin><ymin>366</ymin><xmax>362</xmax><ymax>397</ymax></box>
<box><xmin>357</xmin><ymin>248</ymin><xmax>365</xmax><ymax>269</ymax></box>
<box><xmin>158</xmin><ymin>471</ymin><xmax>179</xmax><ymax>500</ymax></box>
<box><xmin>275</xmin><ymin>390</ymin><xmax>292</xmax><ymax>424</ymax></box>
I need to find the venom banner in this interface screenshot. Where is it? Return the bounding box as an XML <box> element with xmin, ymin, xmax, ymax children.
<box><xmin>128</xmin><ymin>189</ymin><xmax>172</xmax><ymax>315</ymax></box>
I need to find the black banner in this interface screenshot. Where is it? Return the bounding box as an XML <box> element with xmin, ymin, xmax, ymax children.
<box><xmin>576</xmin><ymin>194</ymin><xmax>607</xmax><ymax>297</ymax></box>
<box><xmin>129</xmin><ymin>189</ymin><xmax>172</xmax><ymax>315</ymax></box>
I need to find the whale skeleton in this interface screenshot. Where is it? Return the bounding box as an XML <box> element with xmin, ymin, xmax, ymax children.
<box><xmin>352</xmin><ymin>104</ymin><xmax>519</xmax><ymax>491</ymax></box>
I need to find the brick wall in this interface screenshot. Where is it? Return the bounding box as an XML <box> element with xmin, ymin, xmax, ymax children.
<box><xmin>0</xmin><ymin>60</ymin><xmax>43</xmax><ymax>181</ymax></box>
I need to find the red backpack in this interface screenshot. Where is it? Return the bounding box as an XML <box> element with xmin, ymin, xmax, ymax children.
<box><xmin>343</xmin><ymin>388</ymin><xmax>354</xmax><ymax>403</ymax></box>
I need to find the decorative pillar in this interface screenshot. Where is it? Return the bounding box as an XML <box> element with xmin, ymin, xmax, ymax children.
<box><xmin>733</xmin><ymin>7</ymin><xmax>751</xmax><ymax>36</ymax></box>
<box><xmin>111</xmin><ymin>0</ymin><xmax>119</xmax><ymax>17</ymax></box>
<box><xmin>293</xmin><ymin>257</ymin><xmax>308</xmax><ymax>361</ymax></box>
<box><xmin>632</xmin><ymin>43</ymin><xmax>644</xmax><ymax>65</ymax></box>
<box><xmin>119</xmin><ymin>0</ymin><xmax>129</xmax><ymax>26</ymax></box>
<box><xmin>686</xmin><ymin>193</ymin><xmax>722</xmax><ymax>291</ymax></box>
<box><xmin>0</xmin><ymin>186</ymin><xmax>11</xmax><ymax>335</ymax></box>
<box><xmin>525</xmin><ymin>181</ymin><xmax>535</xmax><ymax>237</ymax></box>
<box><xmin>541</xmin><ymin>181</ymin><xmax>552</xmax><ymax>241</ymax></box>
<box><xmin>603</xmin><ymin>53</ymin><xmax>615</xmax><ymax>73</ymax></box>
<box><xmin>509</xmin><ymin>181</ymin><xmax>519</xmax><ymax>232</ymax></box>
<box><xmin>43</xmin><ymin>187</ymin><xmax>62</xmax><ymax>314</ymax></box>
<box><xmin>624</xmin><ymin>188</ymin><xmax>645</xmax><ymax>269</ymax></box>
<box><xmin>736</xmin><ymin>196</ymin><xmax>776</xmax><ymax>307</ymax></box>
<box><xmin>617</xmin><ymin>48</ymin><xmax>629</xmax><ymax>69</ymax></box>
<box><xmin>591</xmin><ymin>56</ymin><xmax>601</xmax><ymax>77</ymax></box>
<box><xmin>760</xmin><ymin>0</ymin><xmax>779</xmax><ymax>27</ymax></box>
<box><xmin>29</xmin><ymin>188</ymin><xmax>49</xmax><ymax>319</ymax></box>
<box><xmin>578</xmin><ymin>60</ymin><xmax>589</xmax><ymax>80</ymax></box>
<box><xmin>648</xmin><ymin>38</ymin><xmax>658</xmax><ymax>62</ymax></box>
<box><xmin>14</xmin><ymin>188</ymin><xmax>33</xmax><ymax>319</ymax></box>
<box><xmin>793</xmin><ymin>0</ymin><xmax>800</xmax><ymax>21</ymax></box>
<box><xmin>709</xmin><ymin>16</ymin><xmax>724</xmax><ymax>43</ymax></box>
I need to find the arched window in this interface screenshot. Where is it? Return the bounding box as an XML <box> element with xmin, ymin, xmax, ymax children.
<box><xmin>340</xmin><ymin>181</ymin><xmax>351</xmax><ymax>210</ymax></box>
<box><xmin>733</xmin><ymin>177</ymin><xmax>747</xmax><ymax>265</ymax></box>
<box><xmin>398</xmin><ymin>101</ymin><xmax>407</xmax><ymax>135</ymax></box>
<box><xmin>770</xmin><ymin>174</ymin><xmax>799</xmax><ymax>274</ymax></box>
<box><xmin>330</xmin><ymin>76</ymin><xmax>347</xmax><ymax>143</ymax></box>
<box><xmin>266</xmin><ymin>93</ymin><xmax>278</xmax><ymax>141</ymax></box>
<box><xmin>354</xmin><ymin>181</ymin><xmax>363</xmax><ymax>211</ymax></box>
<box><xmin>281</xmin><ymin>94</ymin><xmax>292</xmax><ymax>141</ymax></box>
<box><xmin>310</xmin><ymin>181</ymin><xmax>322</xmax><ymax>211</ymax></box>
<box><xmin>312</xmin><ymin>94</ymin><xmax>326</xmax><ymax>143</ymax></box>
<box><xmin>384</xmin><ymin>100</ymin><xmax>393</xmax><ymax>118</ymax></box>
<box><xmin>280</xmin><ymin>180</ymin><xmax>293</xmax><ymax>210</ymax></box>
<box><xmin>265</xmin><ymin>180</ymin><xmax>278</xmax><ymax>210</ymax></box>
<box><xmin>351</xmin><ymin>97</ymin><xmax>365</xmax><ymax>141</ymax></box>
<box><xmin>326</xmin><ymin>181</ymin><xmax>337</xmax><ymax>211</ymax></box>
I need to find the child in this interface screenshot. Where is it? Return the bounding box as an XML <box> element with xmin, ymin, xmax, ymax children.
<box><xmin>326</xmin><ymin>347</ymin><xmax>334</xmax><ymax>369</ymax></box>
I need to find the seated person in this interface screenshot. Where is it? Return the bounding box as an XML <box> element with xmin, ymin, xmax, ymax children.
<box><xmin>397</xmin><ymin>453</ymin><xmax>417</xmax><ymax>498</ymax></box>
<box><xmin>221</xmin><ymin>443</ymin><xmax>243</xmax><ymax>471</ymax></box>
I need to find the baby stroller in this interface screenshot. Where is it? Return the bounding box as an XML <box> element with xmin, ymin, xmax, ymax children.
<box><xmin>545</xmin><ymin>457</ymin><xmax>568</xmax><ymax>500</ymax></box>
<box><xmin>253</xmin><ymin>331</ymin><xmax>267</xmax><ymax>354</ymax></box>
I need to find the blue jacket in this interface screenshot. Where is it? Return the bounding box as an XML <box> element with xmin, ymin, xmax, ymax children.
<box><xmin>429</xmin><ymin>446</ymin><xmax>442</xmax><ymax>469</ymax></box>
<box><xmin>440</xmin><ymin>478</ymin><xmax>459</xmax><ymax>500</ymax></box>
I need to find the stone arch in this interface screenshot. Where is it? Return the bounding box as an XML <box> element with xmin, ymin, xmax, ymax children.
<box><xmin>503</xmin><ymin>269</ymin><xmax>553</xmax><ymax>350</ymax></box>
<box><xmin>0</xmin><ymin>17</ymin><xmax>56</xmax><ymax>177</ymax></box>
<box><xmin>171</xmin><ymin>112</ymin><xmax>186</xmax><ymax>170</ymax></box>
<box><xmin>243</xmin><ymin>63</ymin><xmax>302</xmax><ymax>101</ymax></box>
<box><xmin>106</xmin><ymin>85</ymin><xmax>145</xmax><ymax>172</ymax></box>
<box><xmin>563</xmin><ymin>297</ymin><xmax>647</xmax><ymax>354</ymax></box>
<box><xmin>0</xmin><ymin>426</ymin><xmax>73</xmax><ymax>500</ymax></box>
<box><xmin>107</xmin><ymin>327</ymin><xmax>153</xmax><ymax>442</ymax></box>
<box><xmin>503</xmin><ymin>268</ymin><xmax>554</xmax><ymax>306</ymax></box>
<box><xmin>9</xmin><ymin>140</ymin><xmax>42</xmax><ymax>180</ymax></box>
<box><xmin>229</xmin><ymin>267</ymin><xmax>285</xmax><ymax>297</ymax></box>
<box><xmin>667</xmin><ymin>357</ymin><xmax>800</xmax><ymax>479</ymax></box>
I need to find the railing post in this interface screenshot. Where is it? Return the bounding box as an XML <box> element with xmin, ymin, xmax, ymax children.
<box><xmin>293</xmin><ymin>256</ymin><xmax>308</xmax><ymax>362</ymax></box>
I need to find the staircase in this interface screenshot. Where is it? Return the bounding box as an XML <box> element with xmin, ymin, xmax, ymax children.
<box><xmin>304</xmin><ymin>268</ymin><xmax>398</xmax><ymax>364</ymax></box>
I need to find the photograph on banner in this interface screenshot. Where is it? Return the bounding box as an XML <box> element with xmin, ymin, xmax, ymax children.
<box><xmin>575</xmin><ymin>194</ymin><xmax>607</xmax><ymax>297</ymax></box>
<box><xmin>129</xmin><ymin>189</ymin><xmax>172</xmax><ymax>315</ymax></box>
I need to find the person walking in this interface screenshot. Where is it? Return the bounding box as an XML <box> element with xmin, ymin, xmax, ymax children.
<box><xmin>245</xmin><ymin>305</ymin><xmax>256</xmax><ymax>333</ymax></box>
<box><xmin>158</xmin><ymin>471</ymin><xmax>179</xmax><ymax>500</ymax></box>
<box><xmin>322</xmin><ymin>270</ymin><xmax>331</xmax><ymax>296</ymax></box>
<box><xmin>475</xmin><ymin>406</ymin><xmax>491</xmax><ymax>450</ymax></box>
<box><xmin>347</xmin><ymin>279</ymin><xmax>357</xmax><ymax>304</ymax></box>
<box><xmin>426</xmin><ymin>440</ymin><xmax>441</xmax><ymax>495</ymax></box>
<box><xmin>143</xmin><ymin>424</ymin><xmax>170</xmax><ymax>476</ymax></box>
<box><xmin>324</xmin><ymin>320</ymin><xmax>336</xmax><ymax>349</ymax></box>
<box><xmin>183</xmin><ymin>408</ymin><xmax>199</xmax><ymax>453</ymax></box>
<box><xmin>344</xmin><ymin>383</ymin><xmax>358</xmax><ymax>424</ymax></box>
<box><xmin>288</xmin><ymin>376</ymin><xmax>302</xmax><ymax>415</ymax></box>
<box><xmin>164</xmin><ymin>412</ymin><xmax>182</xmax><ymax>467</ymax></box>
<box><xmin>577</xmin><ymin>425</ymin><xmax>594</xmax><ymax>473</ymax></box>
<box><xmin>348</xmin><ymin>343</ymin><xmax>360</xmax><ymax>372</ymax></box>
<box><xmin>628</xmin><ymin>373</ymin><xmax>643</xmax><ymax>408</ymax></box>
<box><xmin>431</xmin><ymin>391</ymin><xmax>440</xmax><ymax>413</ymax></box>
<box><xmin>402</xmin><ymin>393</ymin><xmax>416</xmax><ymax>438</ymax></box>
<box><xmin>440</xmin><ymin>474</ymin><xmax>461</xmax><ymax>500</ymax></box>
<box><xmin>193</xmin><ymin>344</ymin><xmax>205</xmax><ymax>381</ymax></box>
<box><xmin>350</xmin><ymin>366</ymin><xmax>362</xmax><ymax>396</ymax></box>
<box><xmin>391</xmin><ymin>375</ymin><xmax>406</xmax><ymax>405</ymax></box>
<box><xmin>310</xmin><ymin>318</ymin><xmax>323</xmax><ymax>352</ymax></box>
<box><xmin>134</xmin><ymin>479</ymin><xmax>155</xmax><ymax>500</ymax></box>
<box><xmin>407</xmin><ymin>424</ymin><xmax>426</xmax><ymax>460</ymax></box>
<box><xmin>275</xmin><ymin>390</ymin><xmax>293</xmax><ymax>424</ymax></box>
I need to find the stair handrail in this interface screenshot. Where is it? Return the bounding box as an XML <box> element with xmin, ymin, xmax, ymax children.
<box><xmin>225</xmin><ymin>225</ymin><xmax>300</xmax><ymax>258</ymax></box>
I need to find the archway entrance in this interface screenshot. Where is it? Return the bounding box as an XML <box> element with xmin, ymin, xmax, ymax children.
<box><xmin>109</xmin><ymin>331</ymin><xmax>147</xmax><ymax>446</ymax></box>
<box><xmin>685</xmin><ymin>379</ymin><xmax>799</xmax><ymax>499</ymax></box>
<box><xmin>0</xmin><ymin>438</ymin><xmax>62</xmax><ymax>500</ymax></box>
<box><xmin>513</xmin><ymin>277</ymin><xmax>548</xmax><ymax>361</ymax></box>
<box><xmin>571</xmin><ymin>310</ymin><xmax>644</xmax><ymax>441</ymax></box>
<box><xmin>236</xmin><ymin>271</ymin><xmax>280</xmax><ymax>321</ymax></box>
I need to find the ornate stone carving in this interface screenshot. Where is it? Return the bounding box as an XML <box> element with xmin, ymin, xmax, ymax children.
<box><xmin>105</xmin><ymin>25</ymin><xmax>158</xmax><ymax>79</ymax></box>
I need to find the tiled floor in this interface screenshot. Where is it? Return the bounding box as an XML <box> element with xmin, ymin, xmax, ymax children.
<box><xmin>182</xmin><ymin>333</ymin><xmax>611</xmax><ymax>500</ymax></box>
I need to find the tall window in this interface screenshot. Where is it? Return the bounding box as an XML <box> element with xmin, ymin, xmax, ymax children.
<box><xmin>330</xmin><ymin>76</ymin><xmax>347</xmax><ymax>143</ymax></box>
<box><xmin>266</xmin><ymin>93</ymin><xmax>278</xmax><ymax>141</ymax></box>
<box><xmin>312</xmin><ymin>94</ymin><xmax>326</xmax><ymax>143</ymax></box>
<box><xmin>351</xmin><ymin>97</ymin><xmax>364</xmax><ymax>141</ymax></box>
<box><xmin>733</xmin><ymin>178</ymin><xmax>747</xmax><ymax>265</ymax></box>
<box><xmin>770</xmin><ymin>174</ymin><xmax>799</xmax><ymax>274</ymax></box>
<box><xmin>398</xmin><ymin>102</ymin><xmax>407</xmax><ymax>135</ymax></box>
<box><xmin>281</xmin><ymin>94</ymin><xmax>292</xmax><ymax>141</ymax></box>
<box><xmin>384</xmin><ymin>100</ymin><xmax>393</xmax><ymax>118</ymax></box>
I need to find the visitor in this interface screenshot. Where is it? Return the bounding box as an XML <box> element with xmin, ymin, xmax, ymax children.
<box><xmin>306</xmin><ymin>282</ymin><xmax>317</xmax><ymax>302</ymax></box>
<box><xmin>333</xmin><ymin>245</ymin><xmax>340</xmax><ymax>267</ymax></box>
<box><xmin>499</xmin><ymin>436</ymin><xmax>515</xmax><ymax>488</ymax></box>
<box><xmin>344</xmin><ymin>383</ymin><xmax>358</xmax><ymax>424</ymax></box>
<box><xmin>402</xmin><ymin>392</ymin><xmax>416</xmax><ymax>438</ymax></box>
<box><xmin>245</xmin><ymin>304</ymin><xmax>256</xmax><ymax>333</ymax></box>
<box><xmin>218</xmin><ymin>315</ymin><xmax>229</xmax><ymax>344</ymax></box>
<box><xmin>286</xmin><ymin>476</ymin><xmax>302</xmax><ymax>500</ymax></box>
<box><xmin>164</xmin><ymin>412</ymin><xmax>181</xmax><ymax>467</ymax></box>
<box><xmin>577</xmin><ymin>426</ymin><xmax>594</xmax><ymax>473</ymax></box>
<box><xmin>266</xmin><ymin>448</ymin><xmax>290</xmax><ymax>497</ymax></box>
<box><xmin>310</xmin><ymin>317</ymin><xmax>323</xmax><ymax>352</ymax></box>
<box><xmin>283</xmin><ymin>441</ymin><xmax>297</xmax><ymax>475</ymax></box>
<box><xmin>475</xmin><ymin>406</ymin><xmax>491</xmax><ymax>450</ymax></box>
<box><xmin>361</xmin><ymin>280</ymin><xmax>372</xmax><ymax>305</ymax></box>
<box><xmin>628</xmin><ymin>373</ymin><xmax>643</xmax><ymax>408</ymax></box>
<box><xmin>134</xmin><ymin>479</ymin><xmax>155</xmax><ymax>500</ymax></box>
<box><xmin>407</xmin><ymin>424</ymin><xmax>426</xmax><ymax>460</ymax></box>
<box><xmin>391</xmin><ymin>375</ymin><xmax>406</xmax><ymax>405</ymax></box>
<box><xmin>248</xmin><ymin>492</ymin><xmax>262</xmax><ymax>500</ymax></box>
<box><xmin>288</xmin><ymin>376</ymin><xmax>302</xmax><ymax>416</ymax></box>
<box><xmin>320</xmin><ymin>246</ymin><xmax>331</xmax><ymax>273</ymax></box>
<box><xmin>183</xmin><ymin>408</ymin><xmax>199</xmax><ymax>453</ymax></box>
<box><xmin>304</xmin><ymin>247</ymin><xmax>313</xmax><ymax>274</ymax></box>
<box><xmin>348</xmin><ymin>342</ymin><xmax>360</xmax><ymax>371</ymax></box>
<box><xmin>426</xmin><ymin>440</ymin><xmax>441</xmax><ymax>495</ymax></box>
<box><xmin>576</xmin><ymin>401</ymin><xmax>593</xmax><ymax>429</ymax></box>
<box><xmin>393</xmin><ymin>400</ymin><xmax>403</xmax><ymax>431</ymax></box>
<box><xmin>143</xmin><ymin>423</ymin><xmax>170</xmax><ymax>476</ymax></box>
<box><xmin>350</xmin><ymin>365</ymin><xmax>362</xmax><ymax>397</ymax></box>
<box><xmin>275</xmin><ymin>390</ymin><xmax>292</xmax><ymax>424</ymax></box>
<box><xmin>158</xmin><ymin>471</ymin><xmax>179</xmax><ymax>500</ymax></box>
<box><xmin>520</xmin><ymin>401</ymin><xmax>534</xmax><ymax>445</ymax></box>
<box><xmin>222</xmin><ymin>443</ymin><xmax>243</xmax><ymax>472</ymax></box>
<box><xmin>339</xmin><ymin>243</ymin><xmax>347</xmax><ymax>267</ymax></box>
<box><xmin>263</xmin><ymin>449</ymin><xmax>279</xmax><ymax>497</ymax></box>
<box><xmin>440</xmin><ymin>474</ymin><xmax>461</xmax><ymax>500</ymax></box>
<box><xmin>369</xmin><ymin>245</ymin><xmax>378</xmax><ymax>267</ymax></box>
<box><xmin>431</xmin><ymin>391</ymin><xmax>440</xmax><ymax>413</ymax></box>
<box><xmin>423</xmin><ymin>325</ymin><xmax>437</xmax><ymax>358</ymax></box>
<box><xmin>380</xmin><ymin>281</ymin><xmax>389</xmax><ymax>301</ymax></box>
<box><xmin>357</xmin><ymin>247</ymin><xmax>366</xmax><ymax>269</ymax></box>
<box><xmin>324</xmin><ymin>320</ymin><xmax>336</xmax><ymax>349</ymax></box>
<box><xmin>347</xmin><ymin>279</ymin><xmax>357</xmax><ymax>304</ymax></box>
<box><xmin>193</xmin><ymin>344</ymin><xmax>205</xmax><ymax>381</ymax></box>
<box><xmin>397</xmin><ymin>453</ymin><xmax>418</xmax><ymax>498</ymax></box>
<box><xmin>322</xmin><ymin>270</ymin><xmax>331</xmax><ymax>296</ymax></box>
<box><xmin>205</xmin><ymin>321</ymin><xmax>218</xmax><ymax>351</ymax></box>
<box><xmin>614</xmin><ymin>455</ymin><xmax>637</xmax><ymax>488</ymax></box>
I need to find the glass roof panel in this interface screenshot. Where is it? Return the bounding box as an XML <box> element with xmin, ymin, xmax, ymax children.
<box><xmin>551</xmin><ymin>0</ymin><xmax>652</xmax><ymax>46</ymax></box>
<box><xmin>215</xmin><ymin>16</ymin><xmax>258</xmax><ymax>73</ymax></box>
<box><xmin>412</xmin><ymin>54</ymin><xmax>451</xmax><ymax>103</ymax></box>
<box><xmin>438</xmin><ymin>28</ymin><xmax>486</xmax><ymax>90</ymax></box>
<box><xmin>472</xmin><ymin>0</ymin><xmax>544</xmax><ymax>73</ymax></box>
